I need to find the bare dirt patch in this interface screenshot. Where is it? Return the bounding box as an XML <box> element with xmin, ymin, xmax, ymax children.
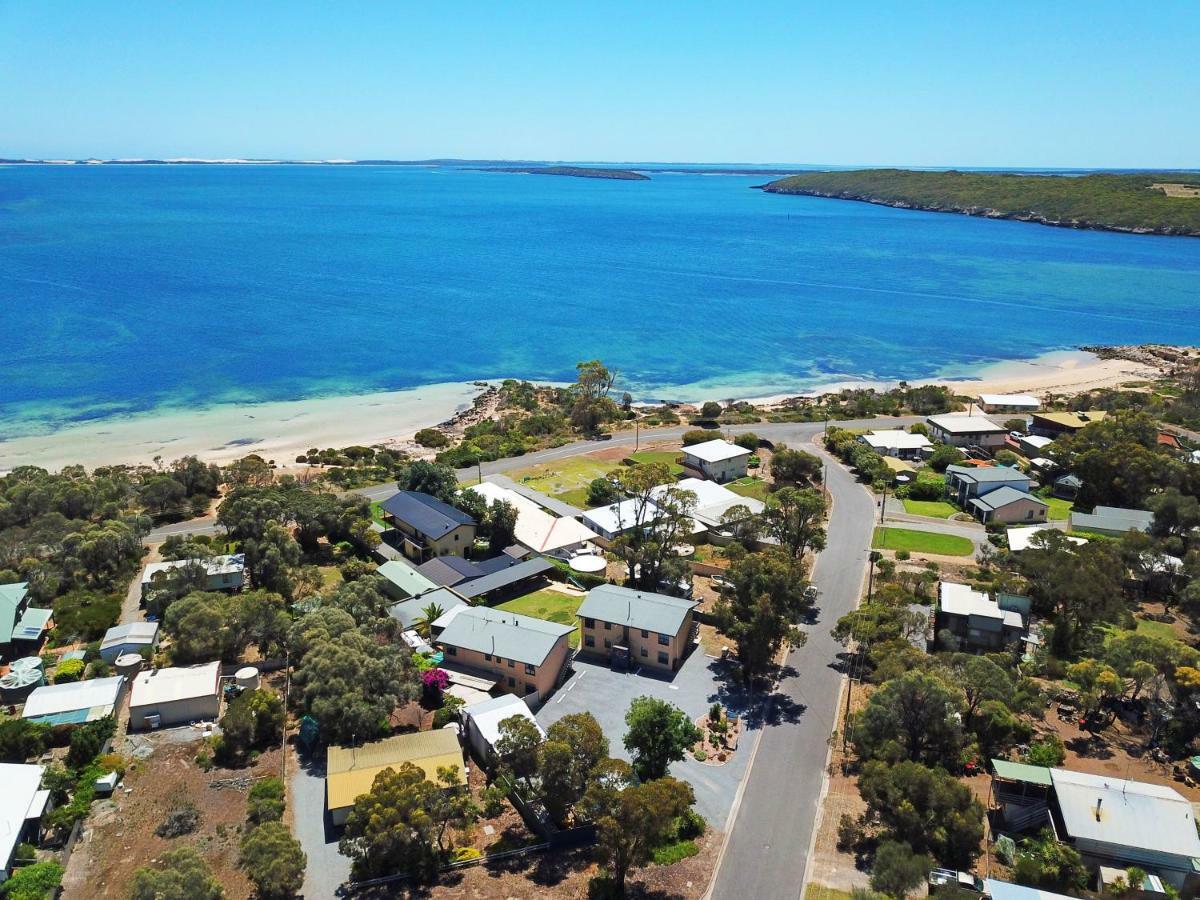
<box><xmin>61</xmin><ymin>736</ymin><xmax>284</xmax><ymax>899</ymax></box>
<box><xmin>1153</xmin><ymin>183</ymin><xmax>1200</xmax><ymax>199</ymax></box>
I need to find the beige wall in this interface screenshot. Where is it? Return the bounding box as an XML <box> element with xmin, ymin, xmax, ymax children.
<box><xmin>987</xmin><ymin>498</ymin><xmax>1048</xmax><ymax>525</ymax></box>
<box><xmin>578</xmin><ymin>610</ymin><xmax>693</xmax><ymax>672</ymax></box>
<box><xmin>683</xmin><ymin>455</ymin><xmax>747</xmax><ymax>484</ymax></box>
<box><xmin>129</xmin><ymin>693</ymin><xmax>220</xmax><ymax>730</ymax></box>
<box><xmin>392</xmin><ymin>519</ymin><xmax>475</xmax><ymax>561</ymax></box>
<box><xmin>440</xmin><ymin>636</ymin><xmax>570</xmax><ymax>700</ymax></box>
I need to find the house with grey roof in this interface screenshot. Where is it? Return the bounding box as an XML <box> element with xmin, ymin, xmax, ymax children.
<box><xmin>0</xmin><ymin>582</ymin><xmax>52</xmax><ymax>661</ymax></box>
<box><xmin>936</xmin><ymin>582</ymin><xmax>1027</xmax><ymax>652</ymax></box>
<box><xmin>100</xmin><ymin>621</ymin><xmax>160</xmax><ymax>662</ymax></box>
<box><xmin>377</xmin><ymin>559</ymin><xmax>439</xmax><ymax>601</ymax></box>
<box><xmin>1070</xmin><ymin>505</ymin><xmax>1154</xmax><ymax>537</ymax></box>
<box><xmin>436</xmin><ymin>606</ymin><xmax>573</xmax><ymax>705</ymax></box>
<box><xmin>379</xmin><ymin>491</ymin><xmax>477</xmax><ymax>563</ymax></box>
<box><xmin>967</xmin><ymin>485</ymin><xmax>1048</xmax><ymax>525</ymax></box>
<box><xmin>576</xmin><ymin>583</ymin><xmax>697</xmax><ymax>673</ymax></box>
<box><xmin>945</xmin><ymin>464</ymin><xmax>1033</xmax><ymax>507</ymax></box>
<box><xmin>990</xmin><ymin>762</ymin><xmax>1200</xmax><ymax>895</ymax></box>
<box><xmin>388</xmin><ymin>587</ymin><xmax>468</xmax><ymax>635</ymax></box>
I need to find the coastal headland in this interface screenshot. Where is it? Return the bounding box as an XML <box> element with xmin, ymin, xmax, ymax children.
<box><xmin>758</xmin><ymin>169</ymin><xmax>1200</xmax><ymax>236</ymax></box>
<box><xmin>0</xmin><ymin>346</ymin><xmax>1182</xmax><ymax>474</ymax></box>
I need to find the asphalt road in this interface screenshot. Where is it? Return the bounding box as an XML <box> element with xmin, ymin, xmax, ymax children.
<box><xmin>706</xmin><ymin>438</ymin><xmax>877</xmax><ymax>900</ymax></box>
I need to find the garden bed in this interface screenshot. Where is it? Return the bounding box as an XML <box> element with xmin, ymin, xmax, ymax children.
<box><xmin>691</xmin><ymin>705</ymin><xmax>742</xmax><ymax>766</ymax></box>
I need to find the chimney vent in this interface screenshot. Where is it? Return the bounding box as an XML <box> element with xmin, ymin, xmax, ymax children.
<box><xmin>1095</xmin><ymin>797</ymin><xmax>1103</xmax><ymax>821</ymax></box>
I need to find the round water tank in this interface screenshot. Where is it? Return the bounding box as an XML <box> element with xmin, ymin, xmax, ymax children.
<box><xmin>115</xmin><ymin>653</ymin><xmax>144</xmax><ymax>677</ymax></box>
<box><xmin>11</xmin><ymin>656</ymin><xmax>43</xmax><ymax>673</ymax></box>
<box><xmin>234</xmin><ymin>666</ymin><xmax>260</xmax><ymax>690</ymax></box>
<box><xmin>0</xmin><ymin>667</ymin><xmax>43</xmax><ymax>702</ymax></box>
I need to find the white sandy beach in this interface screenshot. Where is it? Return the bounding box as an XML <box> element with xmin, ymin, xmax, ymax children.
<box><xmin>0</xmin><ymin>350</ymin><xmax>1169</xmax><ymax>475</ymax></box>
<box><xmin>745</xmin><ymin>349</ymin><xmax>1164</xmax><ymax>407</ymax></box>
<box><xmin>0</xmin><ymin>382</ymin><xmax>484</xmax><ymax>474</ymax></box>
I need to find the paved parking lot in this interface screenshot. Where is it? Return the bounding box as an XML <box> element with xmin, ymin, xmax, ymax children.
<box><xmin>536</xmin><ymin>649</ymin><xmax>763</xmax><ymax>828</ymax></box>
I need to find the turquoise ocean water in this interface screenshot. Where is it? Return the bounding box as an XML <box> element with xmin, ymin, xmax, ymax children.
<box><xmin>2</xmin><ymin>164</ymin><xmax>1199</xmax><ymax>437</ymax></box>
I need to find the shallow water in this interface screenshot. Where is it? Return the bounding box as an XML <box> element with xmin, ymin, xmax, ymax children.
<box><xmin>2</xmin><ymin>164</ymin><xmax>1199</xmax><ymax>437</ymax></box>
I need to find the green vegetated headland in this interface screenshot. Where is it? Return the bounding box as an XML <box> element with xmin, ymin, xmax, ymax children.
<box><xmin>758</xmin><ymin>169</ymin><xmax>1200</xmax><ymax>236</ymax></box>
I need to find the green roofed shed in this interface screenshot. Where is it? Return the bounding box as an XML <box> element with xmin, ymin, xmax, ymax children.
<box><xmin>991</xmin><ymin>759</ymin><xmax>1053</xmax><ymax>786</ymax></box>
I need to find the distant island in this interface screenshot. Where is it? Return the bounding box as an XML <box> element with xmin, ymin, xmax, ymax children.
<box><xmin>483</xmin><ymin>166</ymin><xmax>650</xmax><ymax>181</ymax></box>
<box><xmin>757</xmin><ymin>169</ymin><xmax>1200</xmax><ymax>237</ymax></box>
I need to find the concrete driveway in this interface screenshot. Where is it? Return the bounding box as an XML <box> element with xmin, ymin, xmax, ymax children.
<box><xmin>290</xmin><ymin>751</ymin><xmax>352</xmax><ymax>898</ymax></box>
<box><xmin>536</xmin><ymin>650</ymin><xmax>769</xmax><ymax>829</ymax></box>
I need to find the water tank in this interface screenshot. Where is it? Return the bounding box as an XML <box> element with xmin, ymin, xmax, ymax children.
<box><xmin>234</xmin><ymin>666</ymin><xmax>260</xmax><ymax>690</ymax></box>
<box><xmin>11</xmin><ymin>656</ymin><xmax>44</xmax><ymax>674</ymax></box>
<box><xmin>115</xmin><ymin>653</ymin><xmax>144</xmax><ymax>677</ymax></box>
<box><xmin>0</xmin><ymin>667</ymin><xmax>43</xmax><ymax>702</ymax></box>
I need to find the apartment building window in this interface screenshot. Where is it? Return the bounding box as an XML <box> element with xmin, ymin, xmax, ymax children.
<box><xmin>508</xmin><ymin>659</ymin><xmax>515</xmax><ymax>668</ymax></box>
<box><xmin>583</xmin><ymin>617</ymin><xmax>595</xmax><ymax>628</ymax></box>
<box><xmin>585</xmin><ymin>635</ymin><xmax>595</xmax><ymax>648</ymax></box>
<box><xmin>526</xmin><ymin>684</ymin><xmax>536</xmax><ymax>695</ymax></box>
<box><xmin>484</xmin><ymin>653</ymin><xmax>492</xmax><ymax>661</ymax></box>
<box><xmin>524</xmin><ymin>664</ymin><xmax>536</xmax><ymax>676</ymax></box>
<box><xmin>658</xmin><ymin>652</ymin><xmax>669</xmax><ymax>665</ymax></box>
<box><xmin>604</xmin><ymin>638</ymin><xmax>611</xmax><ymax>649</ymax></box>
<box><xmin>604</xmin><ymin>622</ymin><xmax>611</xmax><ymax>630</ymax></box>
<box><xmin>641</xmin><ymin>629</ymin><xmax>648</xmax><ymax>638</ymax></box>
<box><xmin>445</xmin><ymin>646</ymin><xmax>456</xmax><ymax>656</ymax></box>
<box><xmin>508</xmin><ymin>676</ymin><xmax>515</xmax><ymax>688</ymax></box>
<box><xmin>658</xmin><ymin>633</ymin><xmax>670</xmax><ymax>646</ymax></box>
<box><xmin>640</xmin><ymin>647</ymin><xmax>648</xmax><ymax>658</ymax></box>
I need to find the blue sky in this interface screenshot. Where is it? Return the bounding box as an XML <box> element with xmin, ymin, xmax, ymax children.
<box><xmin>3</xmin><ymin>1</ymin><xmax>1197</xmax><ymax>167</ymax></box>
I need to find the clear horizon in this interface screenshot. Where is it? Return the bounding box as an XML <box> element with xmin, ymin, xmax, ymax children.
<box><xmin>3</xmin><ymin>1</ymin><xmax>1198</xmax><ymax>168</ymax></box>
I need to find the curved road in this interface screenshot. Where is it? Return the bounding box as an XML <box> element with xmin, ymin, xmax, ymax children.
<box><xmin>146</xmin><ymin>415</ymin><xmax>918</xmax><ymax>899</ymax></box>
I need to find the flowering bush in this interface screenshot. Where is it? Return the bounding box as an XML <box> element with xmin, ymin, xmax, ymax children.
<box><xmin>421</xmin><ymin>668</ymin><xmax>449</xmax><ymax>694</ymax></box>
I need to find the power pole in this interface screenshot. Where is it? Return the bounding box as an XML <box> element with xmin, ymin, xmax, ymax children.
<box><xmin>879</xmin><ymin>481</ymin><xmax>888</xmax><ymax>524</ymax></box>
<box><xmin>635</xmin><ymin>420</ymin><xmax>640</xmax><ymax>453</ymax></box>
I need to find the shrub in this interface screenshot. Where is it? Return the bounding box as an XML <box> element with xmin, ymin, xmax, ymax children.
<box><xmin>453</xmin><ymin>847</ymin><xmax>484</xmax><ymax>863</ymax></box>
<box><xmin>682</xmin><ymin>428</ymin><xmax>716</xmax><ymax>445</ymax></box>
<box><xmin>733</xmin><ymin>433</ymin><xmax>759</xmax><ymax>451</ymax></box>
<box><xmin>651</xmin><ymin>839</ymin><xmax>699</xmax><ymax>866</ymax></box>
<box><xmin>0</xmin><ymin>719</ymin><xmax>51</xmax><ymax>764</ymax></box>
<box><xmin>693</xmin><ymin>748</ymin><xmax>707</xmax><ymax>762</ymax></box>
<box><xmin>239</xmin><ymin>820</ymin><xmax>306</xmax><ymax>900</ymax></box>
<box><xmin>674</xmin><ymin>808</ymin><xmax>707</xmax><ymax>840</ymax></box>
<box><xmin>0</xmin><ymin>860</ymin><xmax>65</xmax><ymax>899</ymax></box>
<box><xmin>1026</xmin><ymin>735</ymin><xmax>1066</xmax><ymax>768</ymax></box>
<box><xmin>895</xmin><ymin>550</ymin><xmax>911</xmax><ymax>561</ymax></box>
<box><xmin>837</xmin><ymin>813</ymin><xmax>863</xmax><ymax>852</ymax></box>
<box><xmin>155</xmin><ymin>802</ymin><xmax>201</xmax><ymax>838</ymax></box>
<box><xmin>248</xmin><ymin>776</ymin><xmax>287</xmax><ymax>825</ymax></box>
<box><xmin>414</xmin><ymin>428</ymin><xmax>450</xmax><ymax>449</ymax></box>
<box><xmin>53</xmin><ymin>658</ymin><xmax>85</xmax><ymax>684</ymax></box>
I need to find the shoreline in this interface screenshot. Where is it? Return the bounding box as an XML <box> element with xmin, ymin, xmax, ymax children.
<box><xmin>0</xmin><ymin>348</ymin><xmax>1180</xmax><ymax>474</ymax></box>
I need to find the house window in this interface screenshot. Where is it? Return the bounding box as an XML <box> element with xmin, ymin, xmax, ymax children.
<box><xmin>508</xmin><ymin>659</ymin><xmax>515</xmax><ymax>668</ymax></box>
<box><xmin>640</xmin><ymin>647</ymin><xmax>648</xmax><ymax>658</ymax></box>
<box><xmin>604</xmin><ymin>622</ymin><xmax>611</xmax><ymax>631</ymax></box>
<box><xmin>640</xmin><ymin>629</ymin><xmax>648</xmax><ymax>638</ymax></box>
<box><xmin>585</xmin><ymin>635</ymin><xmax>595</xmax><ymax>648</ymax></box>
<box><xmin>484</xmin><ymin>653</ymin><xmax>492</xmax><ymax>661</ymax></box>
<box><xmin>525</xmin><ymin>684</ymin><xmax>536</xmax><ymax>695</ymax></box>
<box><xmin>1026</xmin><ymin>510</ymin><xmax>1035</xmax><ymax>519</ymax></box>
<box><xmin>658</xmin><ymin>633</ymin><xmax>670</xmax><ymax>646</ymax></box>
<box><xmin>525</xmin><ymin>664</ymin><xmax>536</xmax><ymax>676</ymax></box>
<box><xmin>584</xmin><ymin>618</ymin><xmax>595</xmax><ymax>628</ymax></box>
<box><xmin>454</xmin><ymin>534</ymin><xmax>459</xmax><ymax>541</ymax></box>
<box><xmin>658</xmin><ymin>652</ymin><xmax>669</xmax><ymax>665</ymax></box>
<box><xmin>604</xmin><ymin>639</ymin><xmax>611</xmax><ymax>649</ymax></box>
<box><xmin>508</xmin><ymin>676</ymin><xmax>515</xmax><ymax>688</ymax></box>
<box><xmin>445</xmin><ymin>646</ymin><xmax>457</xmax><ymax>656</ymax></box>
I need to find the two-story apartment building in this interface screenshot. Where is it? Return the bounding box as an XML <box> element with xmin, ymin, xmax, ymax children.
<box><xmin>140</xmin><ymin>554</ymin><xmax>246</xmax><ymax>601</ymax></box>
<box><xmin>436</xmin><ymin>606</ymin><xmax>573</xmax><ymax>704</ymax></box>
<box><xmin>944</xmin><ymin>464</ymin><xmax>1033</xmax><ymax>506</ymax></box>
<box><xmin>379</xmin><ymin>490</ymin><xmax>478</xmax><ymax>563</ymax></box>
<box><xmin>936</xmin><ymin>582</ymin><xmax>1028</xmax><ymax>652</ymax></box>
<box><xmin>680</xmin><ymin>439</ymin><xmax>751</xmax><ymax>483</ymax></box>
<box><xmin>576</xmin><ymin>583</ymin><xmax>697</xmax><ymax>673</ymax></box>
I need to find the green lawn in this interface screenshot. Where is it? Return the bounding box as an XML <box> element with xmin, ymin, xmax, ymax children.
<box><xmin>1135</xmin><ymin>618</ymin><xmax>1178</xmax><ymax>640</ymax></box>
<box><xmin>872</xmin><ymin>526</ymin><xmax>974</xmax><ymax>557</ymax></box>
<box><xmin>495</xmin><ymin>589</ymin><xmax>584</xmax><ymax>648</ymax></box>
<box><xmin>511</xmin><ymin>456</ymin><xmax>620</xmax><ymax>507</ymax></box>
<box><xmin>1034</xmin><ymin>489</ymin><xmax>1074</xmax><ymax>521</ymax></box>
<box><xmin>902</xmin><ymin>498</ymin><xmax>959</xmax><ymax>518</ymax></box>
<box><xmin>369</xmin><ymin>500</ymin><xmax>386</xmax><ymax>527</ymax></box>
<box><xmin>728</xmin><ymin>477</ymin><xmax>771</xmax><ymax>502</ymax></box>
<box><xmin>628</xmin><ymin>450</ymin><xmax>685</xmax><ymax>476</ymax></box>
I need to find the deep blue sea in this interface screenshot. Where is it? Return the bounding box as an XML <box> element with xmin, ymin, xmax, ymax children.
<box><xmin>2</xmin><ymin>164</ymin><xmax>1200</xmax><ymax>435</ymax></box>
